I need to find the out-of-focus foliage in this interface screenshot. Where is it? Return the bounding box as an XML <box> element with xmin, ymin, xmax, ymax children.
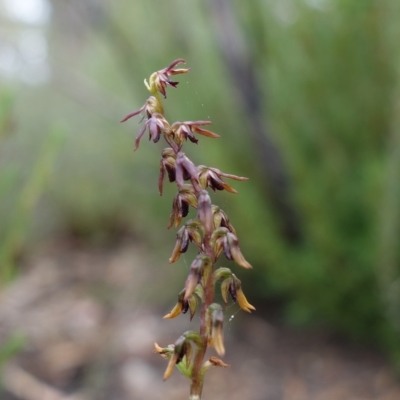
<box><xmin>0</xmin><ymin>86</ymin><xmax>64</xmax><ymax>282</ymax></box>
<box><xmin>1</xmin><ymin>0</ymin><xmax>400</xmax><ymax>363</ymax></box>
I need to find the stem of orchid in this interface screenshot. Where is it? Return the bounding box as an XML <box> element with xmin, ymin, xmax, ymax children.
<box><xmin>190</xmin><ymin>205</ymin><xmax>214</xmax><ymax>399</ymax></box>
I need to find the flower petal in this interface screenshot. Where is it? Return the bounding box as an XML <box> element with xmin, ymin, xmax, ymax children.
<box><xmin>163</xmin><ymin>302</ymin><xmax>183</xmax><ymax>319</ymax></box>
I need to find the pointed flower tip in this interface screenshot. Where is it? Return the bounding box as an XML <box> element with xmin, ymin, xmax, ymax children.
<box><xmin>236</xmin><ymin>288</ymin><xmax>256</xmax><ymax>313</ymax></box>
<box><xmin>163</xmin><ymin>302</ymin><xmax>182</xmax><ymax>319</ymax></box>
<box><xmin>231</xmin><ymin>247</ymin><xmax>253</xmax><ymax>269</ymax></box>
<box><xmin>163</xmin><ymin>313</ymin><xmax>177</xmax><ymax>320</ymax></box>
<box><xmin>209</xmin><ymin>356</ymin><xmax>230</xmax><ymax>368</ymax></box>
<box><xmin>215</xmin><ymin>342</ymin><xmax>225</xmax><ymax>357</ymax></box>
<box><xmin>242</xmin><ymin>303</ymin><xmax>256</xmax><ymax>313</ymax></box>
<box><xmin>120</xmin><ymin>111</ymin><xmax>140</xmax><ymax>123</ymax></box>
<box><xmin>163</xmin><ymin>354</ymin><xmax>178</xmax><ymax>381</ymax></box>
<box><xmin>166</xmin><ymin>58</ymin><xmax>186</xmax><ymax>69</ymax></box>
<box><xmin>154</xmin><ymin>342</ymin><xmax>164</xmax><ymax>353</ymax></box>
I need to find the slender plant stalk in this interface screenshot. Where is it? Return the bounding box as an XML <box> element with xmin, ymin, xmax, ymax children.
<box><xmin>122</xmin><ymin>59</ymin><xmax>255</xmax><ymax>399</ymax></box>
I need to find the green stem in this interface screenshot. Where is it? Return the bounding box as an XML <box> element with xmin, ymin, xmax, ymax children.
<box><xmin>190</xmin><ymin>229</ymin><xmax>214</xmax><ymax>398</ymax></box>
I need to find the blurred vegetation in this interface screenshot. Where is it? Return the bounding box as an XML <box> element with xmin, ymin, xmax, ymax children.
<box><xmin>1</xmin><ymin>0</ymin><xmax>400</xmax><ymax>364</ymax></box>
<box><xmin>0</xmin><ymin>87</ymin><xmax>64</xmax><ymax>283</ymax></box>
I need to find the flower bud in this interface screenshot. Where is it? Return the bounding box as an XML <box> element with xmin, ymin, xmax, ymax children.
<box><xmin>184</xmin><ymin>255</ymin><xmax>211</xmax><ymax>300</ymax></box>
<box><xmin>197</xmin><ymin>190</ymin><xmax>213</xmax><ymax>234</ymax></box>
<box><xmin>184</xmin><ymin>258</ymin><xmax>203</xmax><ymax>301</ymax></box>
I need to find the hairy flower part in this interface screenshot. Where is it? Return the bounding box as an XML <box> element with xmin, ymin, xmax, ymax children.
<box><xmin>159</xmin><ymin>148</ymin><xmax>176</xmax><ymax>196</ymax></box>
<box><xmin>198</xmin><ymin>166</ymin><xmax>248</xmax><ymax>193</ymax></box>
<box><xmin>197</xmin><ymin>190</ymin><xmax>213</xmax><ymax>234</ymax></box>
<box><xmin>208</xmin><ymin>305</ymin><xmax>225</xmax><ymax>356</ymax></box>
<box><xmin>147</xmin><ymin>58</ymin><xmax>190</xmax><ymax>98</ymax></box>
<box><xmin>212</xmin><ymin>205</ymin><xmax>236</xmax><ymax>235</ymax></box>
<box><xmin>120</xmin><ymin>95</ymin><xmax>163</xmax><ymax>123</ymax></box>
<box><xmin>170</xmin><ymin>121</ymin><xmax>220</xmax><ymax>150</ymax></box>
<box><xmin>175</xmin><ymin>152</ymin><xmax>200</xmax><ymax>190</ymax></box>
<box><xmin>168</xmin><ymin>185</ymin><xmax>198</xmax><ymax>229</ymax></box>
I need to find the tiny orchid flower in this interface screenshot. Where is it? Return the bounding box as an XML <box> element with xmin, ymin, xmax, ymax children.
<box><xmin>147</xmin><ymin>58</ymin><xmax>190</xmax><ymax>98</ymax></box>
<box><xmin>133</xmin><ymin>113</ymin><xmax>170</xmax><ymax>151</ymax></box>
<box><xmin>211</xmin><ymin>227</ymin><xmax>252</xmax><ymax>269</ymax></box>
<box><xmin>220</xmin><ymin>274</ymin><xmax>255</xmax><ymax>313</ymax></box>
<box><xmin>212</xmin><ymin>205</ymin><xmax>236</xmax><ymax>235</ymax></box>
<box><xmin>170</xmin><ymin>121</ymin><xmax>220</xmax><ymax>150</ymax></box>
<box><xmin>198</xmin><ymin>166</ymin><xmax>248</xmax><ymax>193</ymax></box>
<box><xmin>175</xmin><ymin>152</ymin><xmax>200</xmax><ymax>190</ymax></box>
<box><xmin>168</xmin><ymin>185</ymin><xmax>197</xmax><ymax>229</ymax></box>
<box><xmin>169</xmin><ymin>220</ymin><xmax>204</xmax><ymax>263</ymax></box>
<box><xmin>162</xmin><ymin>335</ymin><xmax>187</xmax><ymax>380</ymax></box>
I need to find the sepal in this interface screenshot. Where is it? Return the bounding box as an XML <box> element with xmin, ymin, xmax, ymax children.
<box><xmin>207</xmin><ymin>303</ymin><xmax>225</xmax><ymax>356</ymax></box>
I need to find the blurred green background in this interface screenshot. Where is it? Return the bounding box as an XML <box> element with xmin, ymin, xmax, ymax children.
<box><xmin>1</xmin><ymin>0</ymin><xmax>400</xmax><ymax>365</ymax></box>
